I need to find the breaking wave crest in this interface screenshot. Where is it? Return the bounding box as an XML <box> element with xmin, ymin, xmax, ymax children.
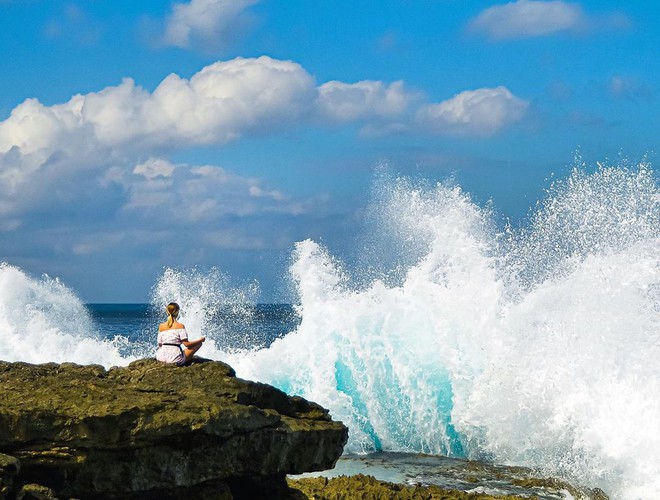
<box><xmin>0</xmin><ymin>263</ymin><xmax>129</xmax><ymax>365</ymax></box>
<box><xmin>228</xmin><ymin>160</ymin><xmax>660</xmax><ymax>498</ymax></box>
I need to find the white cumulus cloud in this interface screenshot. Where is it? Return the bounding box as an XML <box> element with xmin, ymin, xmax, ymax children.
<box><xmin>133</xmin><ymin>158</ymin><xmax>176</xmax><ymax>179</ymax></box>
<box><xmin>316</xmin><ymin>80</ymin><xmax>415</xmax><ymax>122</ymax></box>
<box><xmin>468</xmin><ymin>0</ymin><xmax>586</xmax><ymax>39</ymax></box>
<box><xmin>0</xmin><ymin>55</ymin><xmax>529</xmax><ymax>231</ymax></box>
<box><xmin>163</xmin><ymin>0</ymin><xmax>258</xmax><ymax>49</ymax></box>
<box><xmin>0</xmin><ymin>56</ymin><xmax>315</xmax><ymax>192</ymax></box>
<box><xmin>147</xmin><ymin>56</ymin><xmax>316</xmax><ymax>144</ymax></box>
<box><xmin>0</xmin><ymin>57</ymin><xmax>321</xmax><ymax>235</ymax></box>
<box><xmin>416</xmin><ymin>86</ymin><xmax>529</xmax><ymax>137</ymax></box>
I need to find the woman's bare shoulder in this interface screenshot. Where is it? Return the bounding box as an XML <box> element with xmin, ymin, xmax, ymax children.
<box><xmin>159</xmin><ymin>321</ymin><xmax>185</xmax><ymax>331</ymax></box>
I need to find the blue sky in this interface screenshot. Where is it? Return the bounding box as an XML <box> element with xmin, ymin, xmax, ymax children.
<box><xmin>0</xmin><ymin>0</ymin><xmax>657</xmax><ymax>302</ymax></box>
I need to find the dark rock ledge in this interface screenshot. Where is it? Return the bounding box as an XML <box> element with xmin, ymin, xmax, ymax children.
<box><xmin>0</xmin><ymin>358</ymin><xmax>347</xmax><ymax>499</ymax></box>
<box><xmin>0</xmin><ymin>359</ymin><xmax>608</xmax><ymax>500</ymax></box>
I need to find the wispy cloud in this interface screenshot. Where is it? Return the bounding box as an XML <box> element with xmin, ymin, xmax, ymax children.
<box><xmin>126</xmin><ymin>159</ymin><xmax>309</xmax><ymax>222</ymax></box>
<box><xmin>467</xmin><ymin>0</ymin><xmax>630</xmax><ymax>40</ymax></box>
<box><xmin>43</xmin><ymin>4</ymin><xmax>102</xmax><ymax>45</ymax></box>
<box><xmin>163</xmin><ymin>0</ymin><xmax>259</xmax><ymax>49</ymax></box>
<box><xmin>608</xmin><ymin>76</ymin><xmax>654</xmax><ymax>101</ymax></box>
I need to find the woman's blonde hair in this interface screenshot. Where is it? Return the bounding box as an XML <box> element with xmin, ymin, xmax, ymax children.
<box><xmin>166</xmin><ymin>302</ymin><xmax>180</xmax><ymax>328</ymax></box>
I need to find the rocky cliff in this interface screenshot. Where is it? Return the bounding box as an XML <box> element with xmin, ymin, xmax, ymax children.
<box><xmin>0</xmin><ymin>358</ymin><xmax>348</xmax><ymax>499</ymax></box>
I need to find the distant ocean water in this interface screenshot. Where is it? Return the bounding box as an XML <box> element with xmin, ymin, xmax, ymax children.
<box><xmin>1</xmin><ymin>162</ymin><xmax>658</xmax><ymax>499</ymax></box>
<box><xmin>85</xmin><ymin>303</ymin><xmax>299</xmax><ymax>354</ymax></box>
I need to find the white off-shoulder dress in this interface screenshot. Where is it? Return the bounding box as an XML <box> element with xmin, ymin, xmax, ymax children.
<box><xmin>156</xmin><ymin>328</ymin><xmax>189</xmax><ymax>366</ymax></box>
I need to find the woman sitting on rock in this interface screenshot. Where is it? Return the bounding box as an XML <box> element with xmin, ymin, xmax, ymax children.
<box><xmin>156</xmin><ymin>302</ymin><xmax>205</xmax><ymax>366</ymax></box>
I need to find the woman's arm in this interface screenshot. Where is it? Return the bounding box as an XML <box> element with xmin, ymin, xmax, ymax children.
<box><xmin>182</xmin><ymin>336</ymin><xmax>205</xmax><ymax>348</ymax></box>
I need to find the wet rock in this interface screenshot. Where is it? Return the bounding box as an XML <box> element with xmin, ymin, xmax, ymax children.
<box><xmin>16</xmin><ymin>483</ymin><xmax>58</xmax><ymax>500</ymax></box>
<box><xmin>287</xmin><ymin>473</ymin><xmax>527</xmax><ymax>499</ymax></box>
<box><xmin>287</xmin><ymin>453</ymin><xmax>609</xmax><ymax>500</ymax></box>
<box><xmin>0</xmin><ymin>358</ymin><xmax>348</xmax><ymax>498</ymax></box>
<box><xmin>0</xmin><ymin>452</ymin><xmax>19</xmax><ymax>499</ymax></box>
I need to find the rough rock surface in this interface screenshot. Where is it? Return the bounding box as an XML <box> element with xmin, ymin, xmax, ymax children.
<box><xmin>287</xmin><ymin>474</ymin><xmax>521</xmax><ymax>499</ymax></box>
<box><xmin>286</xmin><ymin>474</ymin><xmax>610</xmax><ymax>500</ymax></box>
<box><xmin>0</xmin><ymin>358</ymin><xmax>347</xmax><ymax>499</ymax></box>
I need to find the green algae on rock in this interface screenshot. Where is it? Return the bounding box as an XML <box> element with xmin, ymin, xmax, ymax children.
<box><xmin>0</xmin><ymin>452</ymin><xmax>19</xmax><ymax>499</ymax></box>
<box><xmin>0</xmin><ymin>358</ymin><xmax>348</xmax><ymax>498</ymax></box>
<box><xmin>287</xmin><ymin>473</ymin><xmax>610</xmax><ymax>500</ymax></box>
<box><xmin>288</xmin><ymin>453</ymin><xmax>610</xmax><ymax>500</ymax></box>
<box><xmin>287</xmin><ymin>474</ymin><xmax>531</xmax><ymax>500</ymax></box>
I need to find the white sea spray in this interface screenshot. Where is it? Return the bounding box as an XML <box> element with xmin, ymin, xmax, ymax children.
<box><xmin>228</xmin><ymin>160</ymin><xmax>660</xmax><ymax>498</ymax></box>
<box><xmin>0</xmin><ymin>263</ymin><xmax>129</xmax><ymax>365</ymax></box>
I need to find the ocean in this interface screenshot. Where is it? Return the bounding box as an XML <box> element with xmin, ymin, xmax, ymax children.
<box><xmin>85</xmin><ymin>302</ymin><xmax>300</xmax><ymax>356</ymax></box>
<box><xmin>0</xmin><ymin>162</ymin><xmax>658</xmax><ymax>499</ymax></box>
